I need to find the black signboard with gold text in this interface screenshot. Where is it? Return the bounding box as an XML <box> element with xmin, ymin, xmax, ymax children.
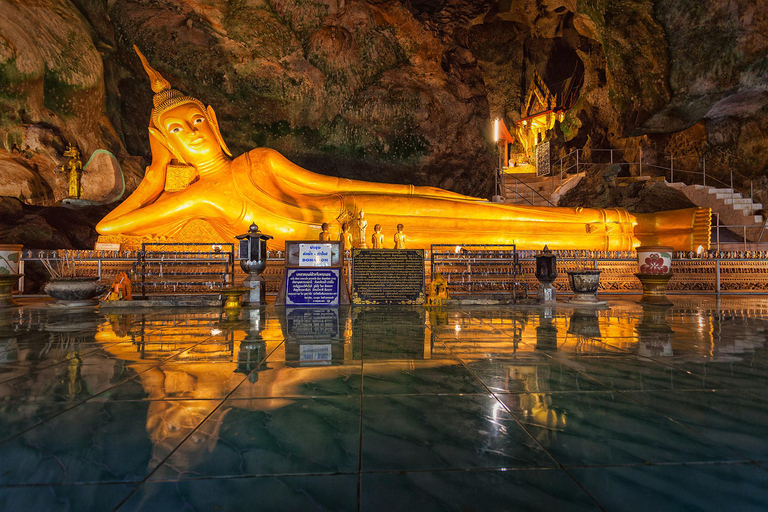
<box><xmin>351</xmin><ymin>249</ymin><xmax>425</xmax><ymax>305</ymax></box>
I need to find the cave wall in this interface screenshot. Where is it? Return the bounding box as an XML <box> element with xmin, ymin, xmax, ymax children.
<box><xmin>0</xmin><ymin>0</ymin><xmax>766</xmax><ymax>221</ymax></box>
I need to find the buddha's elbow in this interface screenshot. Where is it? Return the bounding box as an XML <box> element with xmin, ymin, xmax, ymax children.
<box><xmin>96</xmin><ymin>218</ymin><xmax>119</xmax><ymax>236</ymax></box>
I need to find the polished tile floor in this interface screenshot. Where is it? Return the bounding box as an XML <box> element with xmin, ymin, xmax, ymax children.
<box><xmin>1</xmin><ymin>296</ymin><xmax>768</xmax><ymax>511</ymax></box>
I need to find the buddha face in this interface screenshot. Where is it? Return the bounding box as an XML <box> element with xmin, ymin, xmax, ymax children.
<box><xmin>158</xmin><ymin>103</ymin><xmax>223</xmax><ymax>164</ymax></box>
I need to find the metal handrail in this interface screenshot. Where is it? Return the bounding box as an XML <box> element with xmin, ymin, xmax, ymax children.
<box><xmin>556</xmin><ymin>148</ymin><xmax>757</xmax><ymax>207</ymax></box>
<box><xmin>502</xmin><ymin>174</ymin><xmax>556</xmax><ymax>207</ymax></box>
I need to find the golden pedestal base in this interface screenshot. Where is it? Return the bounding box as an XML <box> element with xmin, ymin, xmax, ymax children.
<box><xmin>635</xmin><ymin>273</ymin><xmax>673</xmax><ymax>306</ymax></box>
<box><xmin>0</xmin><ymin>274</ymin><xmax>20</xmax><ymax>308</ymax></box>
<box><xmin>222</xmin><ymin>287</ymin><xmax>248</xmax><ymax>310</ymax></box>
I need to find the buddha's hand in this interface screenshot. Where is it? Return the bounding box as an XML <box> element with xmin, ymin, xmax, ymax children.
<box><xmin>136</xmin><ymin>128</ymin><xmax>174</xmax><ymax>207</ymax></box>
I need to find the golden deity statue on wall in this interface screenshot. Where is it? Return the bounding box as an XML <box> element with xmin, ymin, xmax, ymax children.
<box><xmin>96</xmin><ymin>47</ymin><xmax>711</xmax><ymax>251</ymax></box>
<box><xmin>63</xmin><ymin>144</ymin><xmax>83</xmax><ymax>199</ymax></box>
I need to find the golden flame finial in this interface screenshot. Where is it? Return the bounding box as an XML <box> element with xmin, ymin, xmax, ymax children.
<box><xmin>133</xmin><ymin>45</ymin><xmax>233</xmax><ymax>158</ymax></box>
<box><xmin>134</xmin><ymin>45</ymin><xmax>171</xmax><ymax>94</ymax></box>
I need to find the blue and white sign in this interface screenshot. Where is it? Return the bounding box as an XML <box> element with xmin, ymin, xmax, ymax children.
<box><xmin>299</xmin><ymin>243</ymin><xmax>332</xmax><ymax>267</ymax></box>
<box><xmin>299</xmin><ymin>344</ymin><xmax>333</xmax><ymax>365</ymax></box>
<box><xmin>285</xmin><ymin>308</ymin><xmax>341</xmax><ymax>339</ymax></box>
<box><xmin>285</xmin><ymin>268</ymin><xmax>340</xmax><ymax>306</ymax></box>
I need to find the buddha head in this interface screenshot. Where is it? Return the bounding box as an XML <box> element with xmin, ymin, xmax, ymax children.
<box><xmin>135</xmin><ymin>46</ymin><xmax>232</xmax><ymax>165</ymax></box>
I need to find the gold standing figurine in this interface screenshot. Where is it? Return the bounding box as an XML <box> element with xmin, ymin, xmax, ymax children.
<box><xmin>319</xmin><ymin>222</ymin><xmax>332</xmax><ymax>241</ymax></box>
<box><xmin>394</xmin><ymin>223</ymin><xmax>406</xmax><ymax>249</ymax></box>
<box><xmin>340</xmin><ymin>222</ymin><xmax>353</xmax><ymax>251</ymax></box>
<box><xmin>62</xmin><ymin>144</ymin><xmax>83</xmax><ymax>199</ymax></box>
<box><xmin>371</xmin><ymin>224</ymin><xmax>384</xmax><ymax>249</ymax></box>
<box><xmin>95</xmin><ymin>46</ymin><xmax>711</xmax><ymax>252</ymax></box>
<box><xmin>356</xmin><ymin>210</ymin><xmax>368</xmax><ymax>248</ymax></box>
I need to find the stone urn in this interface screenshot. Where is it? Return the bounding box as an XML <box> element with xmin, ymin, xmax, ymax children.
<box><xmin>635</xmin><ymin>246</ymin><xmax>673</xmax><ymax>306</ymax></box>
<box><xmin>44</xmin><ymin>277</ymin><xmax>107</xmax><ymax>306</ymax></box>
<box><xmin>0</xmin><ymin>244</ymin><xmax>22</xmax><ymax>275</ymax></box>
<box><xmin>566</xmin><ymin>270</ymin><xmax>603</xmax><ymax>305</ymax></box>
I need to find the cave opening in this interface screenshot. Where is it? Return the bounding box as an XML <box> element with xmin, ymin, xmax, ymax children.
<box><xmin>543</xmin><ymin>37</ymin><xmax>584</xmax><ymax>110</ymax></box>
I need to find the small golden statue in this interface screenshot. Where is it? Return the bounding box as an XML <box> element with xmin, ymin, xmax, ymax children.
<box><xmin>356</xmin><ymin>209</ymin><xmax>368</xmax><ymax>248</ymax></box>
<box><xmin>427</xmin><ymin>272</ymin><xmax>450</xmax><ymax>305</ymax></box>
<box><xmin>340</xmin><ymin>222</ymin><xmax>353</xmax><ymax>251</ymax></box>
<box><xmin>371</xmin><ymin>224</ymin><xmax>384</xmax><ymax>249</ymax></box>
<box><xmin>319</xmin><ymin>222</ymin><xmax>332</xmax><ymax>241</ymax></box>
<box><xmin>62</xmin><ymin>144</ymin><xmax>83</xmax><ymax>199</ymax></box>
<box><xmin>394</xmin><ymin>223</ymin><xmax>406</xmax><ymax>249</ymax></box>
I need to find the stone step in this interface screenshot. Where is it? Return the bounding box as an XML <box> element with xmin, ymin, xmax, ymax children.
<box><xmin>716</xmin><ymin>193</ymin><xmax>745</xmax><ymax>201</ymax></box>
<box><xmin>722</xmin><ymin>197</ymin><xmax>751</xmax><ymax>205</ymax></box>
<box><xmin>734</xmin><ymin>202</ymin><xmax>762</xmax><ymax>211</ymax></box>
<box><xmin>667</xmin><ymin>182</ymin><xmax>686</xmax><ymax>189</ymax></box>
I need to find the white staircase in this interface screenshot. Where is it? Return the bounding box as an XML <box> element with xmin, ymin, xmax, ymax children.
<box><xmin>667</xmin><ymin>182</ymin><xmax>766</xmax><ymax>242</ymax></box>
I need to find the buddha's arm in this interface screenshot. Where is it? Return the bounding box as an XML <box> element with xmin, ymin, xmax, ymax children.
<box><xmin>96</xmin><ymin>185</ymin><xmax>233</xmax><ymax>237</ymax></box>
<box><xmin>97</xmin><ymin>135</ymin><xmax>171</xmax><ymax>233</ymax></box>
<box><xmin>255</xmin><ymin>148</ymin><xmax>483</xmax><ymax>201</ymax></box>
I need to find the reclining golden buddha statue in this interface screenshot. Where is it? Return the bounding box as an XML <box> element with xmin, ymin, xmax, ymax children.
<box><xmin>96</xmin><ymin>47</ymin><xmax>711</xmax><ymax>251</ymax></box>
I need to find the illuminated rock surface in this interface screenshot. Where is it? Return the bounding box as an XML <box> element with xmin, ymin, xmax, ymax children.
<box><xmin>1</xmin><ymin>0</ymin><xmax>767</xmax><ymax>211</ymax></box>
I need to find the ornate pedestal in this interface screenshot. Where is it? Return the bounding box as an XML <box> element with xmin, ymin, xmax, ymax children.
<box><xmin>222</xmin><ymin>287</ymin><xmax>249</xmax><ymax>310</ymax></box>
<box><xmin>243</xmin><ymin>274</ymin><xmax>266</xmax><ymax>306</ymax></box>
<box><xmin>635</xmin><ymin>246</ymin><xmax>674</xmax><ymax>306</ymax></box>
<box><xmin>0</xmin><ymin>274</ymin><xmax>21</xmax><ymax>308</ymax></box>
<box><xmin>635</xmin><ymin>273</ymin><xmax>673</xmax><ymax>306</ymax></box>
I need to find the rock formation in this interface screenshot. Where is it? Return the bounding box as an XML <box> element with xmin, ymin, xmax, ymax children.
<box><xmin>0</xmin><ymin>0</ymin><xmax>767</xmax><ymax>248</ymax></box>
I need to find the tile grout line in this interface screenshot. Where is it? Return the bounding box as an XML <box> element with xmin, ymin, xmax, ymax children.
<box><xmin>466</xmin><ymin>309</ymin><xmax>768</xmax><ymax>497</ymax></box>
<box><xmin>111</xmin><ymin>336</ymin><xmax>288</xmax><ymax>511</ymax></box>
<box><xmin>486</xmin><ymin>320</ymin><xmax>767</xmax><ymax>464</ymax></box>
<box><xmin>0</xmin><ymin>307</ymin><xmax>174</xmax><ymax>386</ymax></box>
<box><xmin>451</xmin><ymin>311</ymin><xmax>611</xmax><ymax>512</ymax></box>
<box><xmin>357</xmin><ymin>317</ymin><xmax>365</xmax><ymax>512</ymax></box>
<box><xmin>0</xmin><ymin>318</ymin><xmax>232</xmax><ymax>447</ymax></box>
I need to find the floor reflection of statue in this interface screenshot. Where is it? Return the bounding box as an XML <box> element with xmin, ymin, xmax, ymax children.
<box><xmin>499</xmin><ymin>366</ymin><xmax>566</xmax><ymax>442</ymax></box>
<box><xmin>95</xmin><ymin>47</ymin><xmax>710</xmax><ymax>251</ymax></box>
